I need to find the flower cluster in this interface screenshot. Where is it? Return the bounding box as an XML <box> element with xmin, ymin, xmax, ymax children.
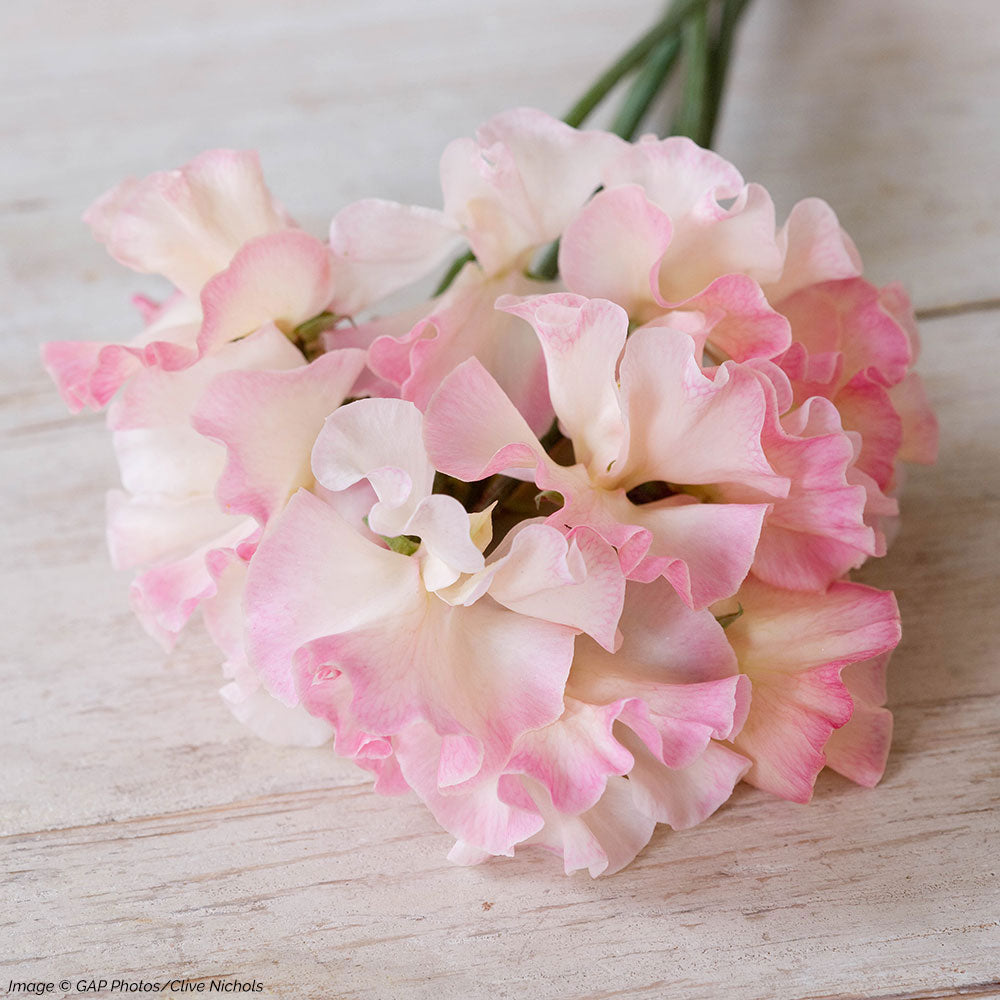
<box><xmin>46</xmin><ymin>109</ymin><xmax>936</xmax><ymax>875</ymax></box>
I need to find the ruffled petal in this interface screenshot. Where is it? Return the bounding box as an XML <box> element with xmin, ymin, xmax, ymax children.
<box><xmin>724</xmin><ymin>577</ymin><xmax>901</xmax><ymax>802</ymax></box>
<box><xmin>197</xmin><ymin>230</ymin><xmax>336</xmax><ymax>354</ymax></box>
<box><xmin>602</xmin><ymin>135</ymin><xmax>745</xmax><ymax>220</ymax></box>
<box><xmin>221</xmin><ymin>683</ymin><xmax>335</xmax><ymax>748</ymax></box>
<box><xmin>600</xmin><ymin>137</ymin><xmax>783</xmax><ymax>303</ymax></box>
<box><xmin>311</xmin><ymin>397</ymin><xmax>433</xmax><ymax>532</ymax></box>
<box><xmin>85</xmin><ymin>149</ymin><xmax>291</xmax><ymax>296</ymax></box>
<box><xmin>426</xmin><ymin>353</ymin><xmax>769</xmax><ymax>610</ymax></box>
<box><xmin>108</xmin><ymin>325</ymin><xmax>304</xmax><ymax>490</ymax></box>
<box><xmin>308</xmin><ymin>589</ymin><xmax>574</xmax><ymax>787</ymax></box>
<box><xmin>888</xmin><ymin>372</ymin><xmax>939</xmax><ymax>466</ymax></box>
<box><xmin>656</xmin><ymin>183</ymin><xmax>783</xmax><ymax>304</ymax></box>
<box><xmin>747</xmin><ymin>392</ymin><xmax>878</xmax><ymax>590</ymax></box>
<box><xmin>567</xmin><ymin>576</ymin><xmax>746</xmax><ymax>772</ymax></box>
<box><xmin>823</xmin><ymin>704</ymin><xmax>893</xmax><ymax>788</ymax></box>
<box><xmin>623</xmin><ymin>734</ymin><xmax>750</xmax><ymax>829</ymax></box>
<box><xmin>440</xmin><ymin>107</ymin><xmax>626</xmax><ymax>274</ymax></box>
<box><xmin>423</xmin><ymin>356</ymin><xmax>547</xmax><ymax>480</ymax></box>
<box><xmin>246</xmin><ymin>484</ymin><xmax>575</xmax><ymax>787</ymax></box>
<box><xmin>572</xmin><ymin>576</ymin><xmax>739</xmax><ymax>689</ymax></box>
<box><xmin>624</xmin><ymin>498</ymin><xmax>770</xmax><ymax>607</ymax></box>
<box><xmin>100</xmin><ymin>327</ymin><xmax>304</xmax><ymax>645</ymax></box>
<box><xmin>777</xmin><ymin>278</ymin><xmax>912</xmax><ymax>389</ymax></box>
<box><xmin>106</xmin><ymin>490</ymin><xmax>241</xmax><ymax>571</ymax></box>
<box><xmin>42</xmin><ymin>296</ymin><xmax>202</xmax><ymax>412</ymax></box>
<box><xmin>128</xmin><ymin>520</ymin><xmax>249</xmax><ymax>649</ymax></box>
<box><xmin>834</xmin><ymin>372</ymin><xmax>905</xmax><ymax>490</ymax></box>
<box><xmin>245</xmin><ymin>489</ymin><xmax>424</xmax><ymax>704</ymax></box>
<box><xmin>878</xmin><ymin>282</ymin><xmax>922</xmax><ymax>361</ymax></box>
<box><xmin>397</xmin><ymin>724</ymin><xmax>544</xmax><ymax>856</ymax></box>
<box><xmin>508</xmin><ymin>699</ymin><xmax>633</xmax><ymax>815</ymax></box>
<box><xmin>616</xmin><ymin>327</ymin><xmax>786</xmax><ymax>496</ymax></box>
<box><xmin>477</xmin><ymin>523</ymin><xmax>626</xmax><ymax>653</ymax></box>
<box><xmin>558</xmin><ymin>185</ymin><xmax>672</xmax><ymax>321</ymax></box>
<box><xmin>293</xmin><ymin>665</ymin><xmax>390</xmax><ymax>760</ymax></box>
<box><xmin>496</xmin><ymin>293</ymin><xmax>628</xmax><ymax>477</ymax></box>
<box><xmin>328</xmin><ymin>199</ymin><xmax>461</xmax><ymax>315</ymax></box>
<box><xmin>522</xmin><ymin>775</ymin><xmax>657</xmax><ymax>877</ymax></box>
<box><xmin>369</xmin><ymin>265</ymin><xmax>553</xmax><ymax>434</ymax></box>
<box><xmin>823</xmin><ymin>654</ymin><xmax>893</xmax><ymax>787</ymax></box>
<box><xmin>647</xmin><ymin>273</ymin><xmax>792</xmax><ymax>363</ymax></box>
<box><xmin>764</xmin><ymin>198</ymin><xmax>862</xmax><ymax>303</ymax></box>
<box><xmin>193</xmin><ymin>348</ymin><xmax>367</xmax><ymax>526</ymax></box>
<box><xmin>311</xmin><ymin>397</ymin><xmax>484</xmax><ymax>579</ymax></box>
<box><xmin>494</xmin><ymin>576</ymin><xmax>748</xmax><ymax>826</ymax></box>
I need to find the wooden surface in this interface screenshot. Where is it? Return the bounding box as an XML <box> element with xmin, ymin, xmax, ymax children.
<box><xmin>2</xmin><ymin>2</ymin><xmax>998</xmax><ymax>998</ymax></box>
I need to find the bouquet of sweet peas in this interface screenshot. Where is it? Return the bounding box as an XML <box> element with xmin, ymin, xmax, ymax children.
<box><xmin>44</xmin><ymin>5</ymin><xmax>936</xmax><ymax>876</ymax></box>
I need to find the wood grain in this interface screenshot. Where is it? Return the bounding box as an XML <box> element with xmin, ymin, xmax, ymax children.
<box><xmin>2</xmin><ymin>2</ymin><xmax>998</xmax><ymax>998</ymax></box>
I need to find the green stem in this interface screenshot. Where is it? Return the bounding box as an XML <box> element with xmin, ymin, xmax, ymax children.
<box><xmin>440</xmin><ymin>0</ymin><xmax>718</xmax><ymax>296</ymax></box>
<box><xmin>610</xmin><ymin>21</ymin><xmax>683</xmax><ymax>140</ymax></box>
<box><xmin>432</xmin><ymin>249</ymin><xmax>474</xmax><ymax>297</ymax></box>
<box><xmin>563</xmin><ymin>0</ymin><xmax>710</xmax><ymax>128</ymax></box>
<box><xmin>290</xmin><ymin>310</ymin><xmax>341</xmax><ymax>359</ymax></box>
<box><xmin>530</xmin><ymin>241</ymin><xmax>560</xmax><ymax>282</ymax></box>
<box><xmin>437</xmin><ymin>1</ymin><xmax>758</xmax><ymax>521</ymax></box>
<box><xmin>703</xmin><ymin>0</ymin><xmax>753</xmax><ymax>147</ymax></box>
<box><xmin>672</xmin><ymin>2</ymin><xmax>711</xmax><ymax>144</ymax></box>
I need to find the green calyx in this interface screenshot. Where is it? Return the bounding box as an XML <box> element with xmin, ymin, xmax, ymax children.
<box><xmin>714</xmin><ymin>603</ymin><xmax>744</xmax><ymax>629</ymax></box>
<box><xmin>383</xmin><ymin>533</ymin><xmax>421</xmax><ymax>556</ymax></box>
<box><xmin>363</xmin><ymin>516</ymin><xmax>421</xmax><ymax>556</ymax></box>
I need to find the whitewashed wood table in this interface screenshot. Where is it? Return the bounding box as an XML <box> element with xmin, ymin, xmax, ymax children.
<box><xmin>2</xmin><ymin>2</ymin><xmax>998</xmax><ymax>998</ymax></box>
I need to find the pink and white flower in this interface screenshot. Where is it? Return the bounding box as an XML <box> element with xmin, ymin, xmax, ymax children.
<box><xmin>425</xmin><ymin>292</ymin><xmax>789</xmax><ymax>608</ymax></box>
<box><xmin>553</xmin><ymin>133</ymin><xmax>936</xmax><ymax>503</ymax></box>
<box><xmin>44</xmin><ymin>149</ymin><xmax>454</xmax><ymax>414</ymax></box>
<box><xmin>106</xmin><ymin>326</ymin><xmax>366</xmax><ymax>648</ymax></box>
<box><xmin>44</xmin><ymin>149</ymin><xmax>452</xmax><ymax>675</ymax></box>
<box><xmin>44</xmin><ymin>150</ymin><xmax>309</xmax><ymax>410</ymax></box>
<box><xmin>246</xmin><ymin>397</ymin><xmax>627</xmax><ymax>789</ymax></box>
<box><xmin>367</xmin><ymin>109</ymin><xmax>628</xmax><ymax>432</ymax></box>
<box><xmin>719</xmin><ymin>575</ymin><xmax>901</xmax><ymax>801</ymax></box>
<box><xmin>395</xmin><ymin>575</ymin><xmax>750</xmax><ymax>874</ymax></box>
<box><xmin>245</xmin><ymin>396</ymin><xmax>757</xmax><ymax>874</ymax></box>
<box><xmin>43</xmin><ymin>111</ymin><xmax>936</xmax><ymax>876</ymax></box>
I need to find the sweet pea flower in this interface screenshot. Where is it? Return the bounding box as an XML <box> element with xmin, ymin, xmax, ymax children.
<box><xmin>200</xmin><ymin>550</ymin><xmax>336</xmax><ymax>747</ymax></box>
<box><xmin>425</xmin><ymin>292</ymin><xmax>790</xmax><ymax>608</ymax></box>
<box><xmin>732</xmin><ymin>360</ymin><xmax>898</xmax><ymax>590</ymax></box>
<box><xmin>718</xmin><ymin>576</ymin><xmax>901</xmax><ymax>801</ymax></box>
<box><xmin>558</xmin><ymin>135</ymin><xmax>793</xmax><ymax>361</ymax></box>
<box><xmin>44</xmin><ymin>149</ymin><xmax>456</xmax><ymax>413</ymax></box>
<box><xmin>246</xmin><ymin>397</ymin><xmax>627</xmax><ymax>793</ymax></box>
<box><xmin>43</xmin><ymin>150</ymin><xmax>328</xmax><ymax>409</ymax></box>
<box><xmin>106</xmin><ymin>329</ymin><xmax>366</xmax><ymax>648</ymax></box>
<box><xmin>246</xmin><ymin>395</ymin><xmax>755</xmax><ymax>874</ymax></box>
<box><xmin>45</xmin><ymin>106</ymin><xmax>936</xmax><ymax>877</ymax></box>
<box><xmin>44</xmin><ymin>149</ymin><xmax>456</xmax><ymax>673</ymax></box>
<box><xmin>103</xmin><ymin>331</ymin><xmax>373</xmax><ymax>742</ymax></box>
<box><xmin>553</xmin><ymin>134</ymin><xmax>935</xmax><ymax>514</ymax></box>
<box><xmin>366</xmin><ymin>109</ymin><xmax>628</xmax><ymax>432</ymax></box>
<box><xmin>414</xmin><ymin>576</ymin><xmax>751</xmax><ymax>875</ymax></box>
<box><xmin>774</xmin><ymin>278</ymin><xmax>938</xmax><ymax>495</ymax></box>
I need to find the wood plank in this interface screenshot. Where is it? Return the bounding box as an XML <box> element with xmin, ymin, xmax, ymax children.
<box><xmin>6</xmin><ymin>305</ymin><xmax>991</xmax><ymax>832</ymax></box>
<box><xmin>716</xmin><ymin>0</ymin><xmax>1000</xmax><ymax>311</ymax></box>
<box><xmin>2</xmin><ymin>301</ymin><xmax>997</xmax><ymax>995</ymax></box>
<box><xmin>2</xmin><ymin>691</ymin><xmax>997</xmax><ymax>1000</ymax></box>
<box><xmin>3</xmin><ymin>1</ymin><xmax>999</xmax><ymax>998</ymax></box>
